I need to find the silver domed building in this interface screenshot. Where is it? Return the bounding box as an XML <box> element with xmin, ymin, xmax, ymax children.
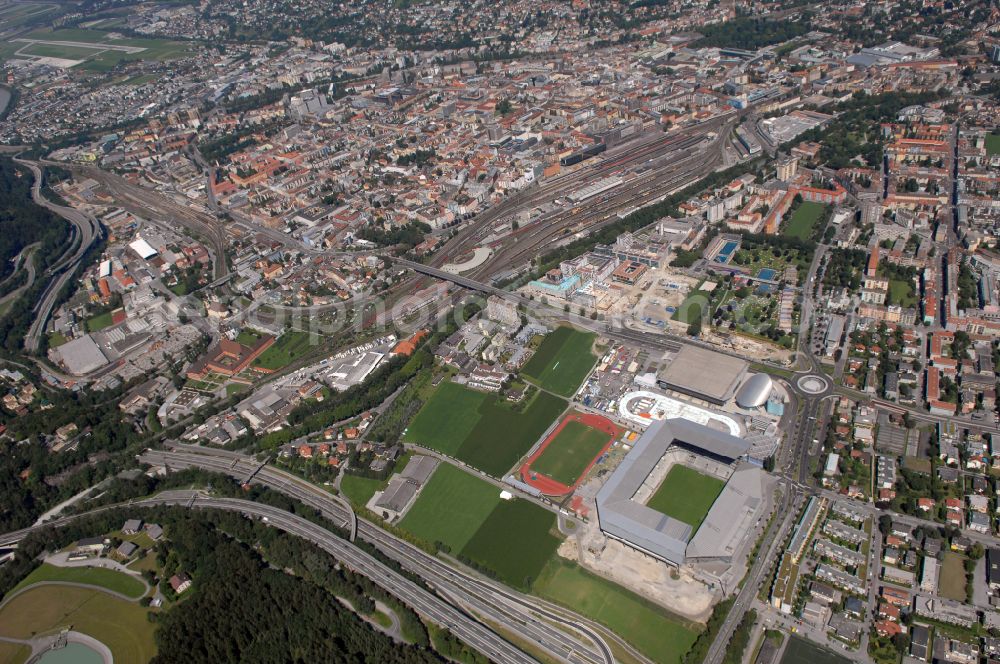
<box><xmin>735</xmin><ymin>373</ymin><xmax>773</xmax><ymax>409</ymax></box>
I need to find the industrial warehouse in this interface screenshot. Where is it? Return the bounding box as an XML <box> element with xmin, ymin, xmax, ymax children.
<box><xmin>595</xmin><ymin>417</ymin><xmax>773</xmax><ymax>568</ymax></box>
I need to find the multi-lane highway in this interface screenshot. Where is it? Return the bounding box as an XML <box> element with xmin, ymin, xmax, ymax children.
<box><xmin>140</xmin><ymin>445</ymin><xmax>632</xmax><ymax>664</ymax></box>
<box><xmin>13</xmin><ymin>159</ymin><xmax>103</xmax><ymax>353</ymax></box>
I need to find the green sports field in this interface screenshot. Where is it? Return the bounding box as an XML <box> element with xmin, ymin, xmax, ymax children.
<box><xmin>460</xmin><ymin>499</ymin><xmax>561</xmax><ymax>588</ymax></box>
<box><xmin>529</xmin><ymin>419</ymin><xmax>611</xmax><ymax>486</ymax></box>
<box><xmin>533</xmin><ymin>558</ymin><xmax>699</xmax><ymax>663</ymax></box>
<box><xmin>86</xmin><ymin>310</ymin><xmax>114</xmax><ymax>332</ymax></box>
<box><xmin>0</xmin><ymin>585</ymin><xmax>156</xmax><ymax>662</ymax></box>
<box><xmin>782</xmin><ymin>201</ymin><xmax>827</xmax><ymax>240</ymax></box>
<box><xmin>13</xmin><ymin>564</ymin><xmax>146</xmax><ymax>599</ymax></box>
<box><xmin>646</xmin><ymin>465</ymin><xmax>725</xmax><ymax>533</ymax></box>
<box><xmin>399</xmin><ymin>464</ymin><xmax>560</xmax><ymax>588</ymax></box>
<box><xmin>399</xmin><ymin>463</ymin><xmax>502</xmax><ymax>552</ymax></box>
<box><xmin>780</xmin><ymin>636</ymin><xmax>851</xmax><ymax>664</ymax></box>
<box><xmin>402</xmin><ymin>381</ymin><xmax>488</xmax><ymax>456</ymax></box>
<box><xmin>404</xmin><ymin>381</ymin><xmax>566</xmax><ymax>476</ymax></box>
<box><xmin>986</xmin><ymin>133</ymin><xmax>1000</xmax><ymax>157</ymax></box>
<box><xmin>521</xmin><ymin>327</ymin><xmax>597</xmax><ymax>397</ymax></box>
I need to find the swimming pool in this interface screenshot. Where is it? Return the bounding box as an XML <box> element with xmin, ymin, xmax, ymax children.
<box><xmin>715</xmin><ymin>240</ymin><xmax>739</xmax><ymax>263</ymax></box>
<box><xmin>37</xmin><ymin>643</ymin><xmax>103</xmax><ymax>664</ymax></box>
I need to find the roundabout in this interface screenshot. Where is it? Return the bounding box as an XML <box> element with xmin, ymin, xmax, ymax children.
<box><xmin>796</xmin><ymin>374</ymin><xmax>830</xmax><ymax>396</ymax></box>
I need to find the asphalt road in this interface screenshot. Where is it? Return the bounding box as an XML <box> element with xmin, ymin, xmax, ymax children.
<box><xmin>702</xmin><ymin>483</ymin><xmax>803</xmax><ymax>664</ymax></box>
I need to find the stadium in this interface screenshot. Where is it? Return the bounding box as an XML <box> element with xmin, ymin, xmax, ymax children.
<box><xmin>595</xmin><ymin>417</ymin><xmax>772</xmax><ymax>567</ymax></box>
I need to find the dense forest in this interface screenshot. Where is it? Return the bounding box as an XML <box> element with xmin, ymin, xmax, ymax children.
<box><xmin>149</xmin><ymin>516</ymin><xmax>443</xmax><ymax>664</ymax></box>
<box><xmin>0</xmin><ymin>157</ymin><xmax>70</xmax><ymax>282</ymax></box>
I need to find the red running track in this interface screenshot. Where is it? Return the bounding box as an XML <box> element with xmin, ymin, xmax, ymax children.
<box><xmin>519</xmin><ymin>412</ymin><xmax>621</xmax><ymax>496</ymax></box>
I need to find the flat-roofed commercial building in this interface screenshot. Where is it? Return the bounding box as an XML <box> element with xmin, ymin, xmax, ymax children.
<box><xmin>656</xmin><ymin>346</ymin><xmax>748</xmax><ymax>405</ymax></box>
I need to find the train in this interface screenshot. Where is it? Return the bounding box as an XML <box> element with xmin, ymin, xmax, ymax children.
<box><xmin>559</xmin><ymin>142</ymin><xmax>607</xmax><ymax>167</ymax></box>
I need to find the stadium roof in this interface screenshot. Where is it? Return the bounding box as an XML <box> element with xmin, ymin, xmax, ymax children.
<box><xmin>595</xmin><ymin>418</ymin><xmax>751</xmax><ymax>565</ymax></box>
<box><xmin>736</xmin><ymin>373</ymin><xmax>773</xmax><ymax>409</ymax></box>
<box><xmin>656</xmin><ymin>346</ymin><xmax>748</xmax><ymax>404</ymax></box>
<box><xmin>686</xmin><ymin>465</ymin><xmax>767</xmax><ymax>562</ymax></box>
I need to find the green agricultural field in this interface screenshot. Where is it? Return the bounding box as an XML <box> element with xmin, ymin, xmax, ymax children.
<box><xmin>530</xmin><ymin>419</ymin><xmax>611</xmax><ymax>486</ymax></box>
<box><xmin>940</xmin><ymin>551</ymin><xmax>967</xmax><ymax>601</ymax></box>
<box><xmin>404</xmin><ymin>381</ymin><xmax>566</xmax><ymax>476</ymax></box>
<box><xmin>399</xmin><ymin>464</ymin><xmax>561</xmax><ymax>587</ymax></box>
<box><xmin>122</xmin><ymin>73</ymin><xmax>159</xmax><ymax>86</ymax></box>
<box><xmin>0</xmin><ymin>585</ymin><xmax>156</xmax><ymax>663</ymax></box>
<box><xmin>0</xmin><ymin>2</ymin><xmax>61</xmax><ymax>29</ymax></box>
<box><xmin>85</xmin><ymin>311</ymin><xmax>114</xmax><ymax>332</ymax></box>
<box><xmin>783</xmin><ymin>201</ymin><xmax>827</xmax><ymax>240</ymax></box>
<box><xmin>460</xmin><ymin>499</ymin><xmax>560</xmax><ymax>589</ymax></box>
<box><xmin>0</xmin><ymin>641</ymin><xmax>29</xmax><ymax>663</ymax></box>
<box><xmin>780</xmin><ymin>636</ymin><xmax>851</xmax><ymax>664</ymax></box>
<box><xmin>462</xmin><ymin>391</ymin><xmax>566</xmax><ymax>476</ymax></box>
<box><xmin>646</xmin><ymin>465</ymin><xmax>725</xmax><ymax>532</ymax></box>
<box><xmin>13</xmin><ymin>564</ymin><xmax>146</xmax><ymax>598</ymax></box>
<box><xmin>398</xmin><ymin>463</ymin><xmax>501</xmax><ymax>552</ymax></box>
<box><xmin>252</xmin><ymin>330</ymin><xmax>314</xmax><ymax>370</ymax></box>
<box><xmin>521</xmin><ymin>326</ymin><xmax>597</xmax><ymax>397</ymax></box>
<box><xmin>986</xmin><ymin>133</ymin><xmax>1000</xmax><ymax>157</ymax></box>
<box><xmin>533</xmin><ymin>558</ymin><xmax>699</xmax><ymax>664</ymax></box>
<box><xmin>403</xmin><ymin>381</ymin><xmax>488</xmax><ymax>456</ymax></box>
